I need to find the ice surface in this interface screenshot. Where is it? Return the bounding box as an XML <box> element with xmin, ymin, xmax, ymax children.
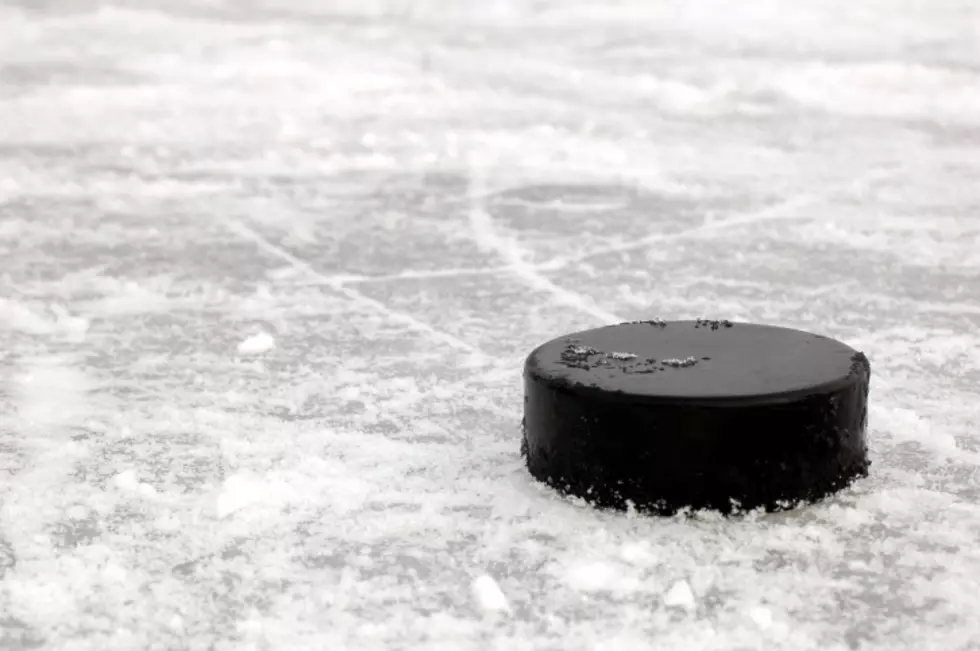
<box><xmin>1</xmin><ymin>0</ymin><xmax>979</xmax><ymax>649</ymax></box>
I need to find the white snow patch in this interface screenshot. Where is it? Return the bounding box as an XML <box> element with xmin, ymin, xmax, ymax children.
<box><xmin>168</xmin><ymin>614</ymin><xmax>185</xmax><ymax>634</ymax></box>
<box><xmin>112</xmin><ymin>470</ymin><xmax>141</xmax><ymax>492</ymax></box>
<box><xmin>619</xmin><ymin>541</ymin><xmax>657</xmax><ymax>565</ymax></box>
<box><xmin>266</xmin><ymin>265</ymin><xmax>301</xmax><ymax>280</ymax></box>
<box><xmin>101</xmin><ymin>561</ymin><xmax>129</xmax><ymax>584</ymax></box>
<box><xmin>49</xmin><ymin>305</ymin><xmax>90</xmax><ymax>339</ymax></box>
<box><xmin>609</xmin><ymin>351</ymin><xmax>637</xmax><ymax>360</ymax></box>
<box><xmin>0</xmin><ymin>299</ymin><xmax>55</xmax><ymax>335</ymax></box>
<box><xmin>460</xmin><ymin>351</ymin><xmax>489</xmax><ymax>368</ymax></box>
<box><xmin>16</xmin><ymin>357</ymin><xmax>93</xmax><ymax>428</ymax></box>
<box><xmin>771</xmin><ymin>62</ymin><xmax>980</xmax><ymax>124</ymax></box>
<box><xmin>471</xmin><ymin>575</ymin><xmax>511</xmax><ymax>614</ymax></box>
<box><xmin>594</xmin><ymin>633</ymin><xmax>664</xmax><ymax>651</ymax></box>
<box><xmin>661</xmin><ymin>356</ymin><xmax>698</xmax><ymax>368</ymax></box>
<box><xmin>872</xmin><ymin>405</ymin><xmax>975</xmax><ymax>464</ymax></box>
<box><xmin>215</xmin><ymin>475</ymin><xmax>267</xmax><ymax>518</ymax></box>
<box><xmin>663</xmin><ymin>580</ymin><xmax>696</xmax><ymax>610</ymax></box>
<box><xmin>1</xmin><ymin>353</ymin><xmax>94</xmax><ymax>604</ymax></box>
<box><xmin>338</xmin><ymin>386</ymin><xmax>361</xmax><ymax>401</ymax></box>
<box><xmin>237</xmin><ymin>332</ymin><xmax>276</xmax><ymax>355</ymax></box>
<box><xmin>213</xmin><ymin>472</ymin><xmax>293</xmax><ymax>519</ymax></box>
<box><xmin>750</xmin><ymin>605</ymin><xmax>774</xmax><ymax>629</ymax></box>
<box><xmin>112</xmin><ymin>470</ymin><xmax>157</xmax><ymax>497</ymax></box>
<box><xmin>153</xmin><ymin>512</ymin><xmax>182</xmax><ymax>532</ymax></box>
<box><xmin>564</xmin><ymin>561</ymin><xmax>635</xmax><ymax>593</ymax></box>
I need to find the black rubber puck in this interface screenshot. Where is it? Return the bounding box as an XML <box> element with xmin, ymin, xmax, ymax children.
<box><xmin>521</xmin><ymin>320</ymin><xmax>871</xmax><ymax>514</ymax></box>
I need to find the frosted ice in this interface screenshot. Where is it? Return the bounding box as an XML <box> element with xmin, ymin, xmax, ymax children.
<box><xmin>1</xmin><ymin>0</ymin><xmax>979</xmax><ymax>649</ymax></box>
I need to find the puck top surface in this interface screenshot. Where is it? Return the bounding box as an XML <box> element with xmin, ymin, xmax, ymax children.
<box><xmin>526</xmin><ymin>320</ymin><xmax>864</xmax><ymax>403</ymax></box>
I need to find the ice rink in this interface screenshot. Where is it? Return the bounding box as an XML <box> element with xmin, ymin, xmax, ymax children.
<box><xmin>1</xmin><ymin>1</ymin><xmax>980</xmax><ymax>649</ymax></box>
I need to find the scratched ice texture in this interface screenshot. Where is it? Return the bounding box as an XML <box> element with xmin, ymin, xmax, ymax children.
<box><xmin>1</xmin><ymin>1</ymin><xmax>979</xmax><ymax>649</ymax></box>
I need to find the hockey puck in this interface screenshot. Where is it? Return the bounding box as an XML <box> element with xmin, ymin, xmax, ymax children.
<box><xmin>521</xmin><ymin>320</ymin><xmax>871</xmax><ymax>514</ymax></box>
